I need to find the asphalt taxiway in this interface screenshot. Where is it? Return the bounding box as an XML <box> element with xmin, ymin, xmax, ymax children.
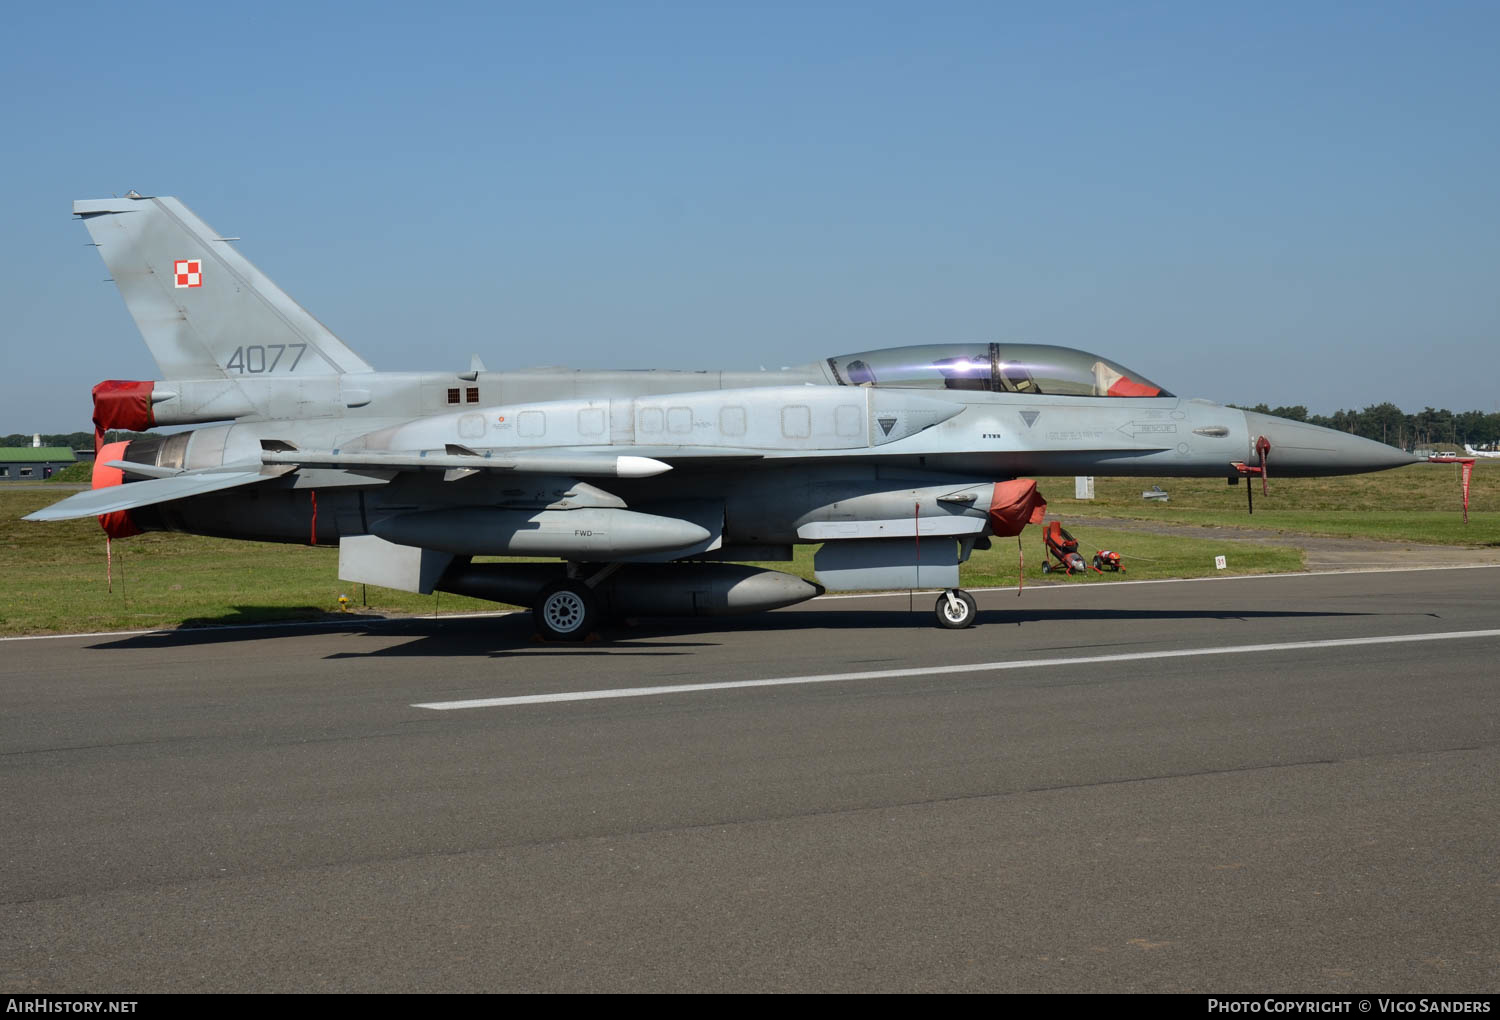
<box><xmin>3</xmin><ymin>567</ymin><xmax>1498</xmax><ymax>992</ymax></box>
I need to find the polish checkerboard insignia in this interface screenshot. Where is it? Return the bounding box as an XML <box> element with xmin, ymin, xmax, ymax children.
<box><xmin>174</xmin><ymin>259</ymin><xmax>203</xmax><ymax>288</ymax></box>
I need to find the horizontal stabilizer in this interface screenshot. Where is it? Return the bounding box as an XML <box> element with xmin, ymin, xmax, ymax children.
<box><xmin>23</xmin><ymin>470</ymin><xmax>270</xmax><ymax>522</ymax></box>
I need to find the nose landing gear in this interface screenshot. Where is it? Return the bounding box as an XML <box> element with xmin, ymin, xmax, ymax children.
<box><xmin>934</xmin><ymin>588</ymin><xmax>978</xmax><ymax>629</ymax></box>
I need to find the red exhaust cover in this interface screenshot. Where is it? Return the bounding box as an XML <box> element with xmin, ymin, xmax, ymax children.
<box><xmin>92</xmin><ymin>440</ymin><xmax>142</xmax><ymax>539</ymax></box>
<box><xmin>988</xmin><ymin>479</ymin><xmax>1047</xmax><ymax>537</ymax></box>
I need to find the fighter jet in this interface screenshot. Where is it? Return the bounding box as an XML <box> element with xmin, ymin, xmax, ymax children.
<box><xmin>27</xmin><ymin>194</ymin><xmax>1417</xmax><ymax>635</ymax></box>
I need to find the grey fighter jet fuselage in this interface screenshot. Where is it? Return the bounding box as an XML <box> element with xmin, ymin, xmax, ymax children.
<box><xmin>29</xmin><ymin>195</ymin><xmax>1417</xmax><ymax>635</ymax></box>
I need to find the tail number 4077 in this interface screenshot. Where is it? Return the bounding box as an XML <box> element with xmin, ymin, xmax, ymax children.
<box><xmin>225</xmin><ymin>344</ymin><xmax>308</xmax><ymax>374</ymax></box>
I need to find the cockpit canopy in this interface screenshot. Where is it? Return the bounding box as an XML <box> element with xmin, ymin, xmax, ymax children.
<box><xmin>826</xmin><ymin>343</ymin><xmax>1171</xmax><ymax>398</ymax></box>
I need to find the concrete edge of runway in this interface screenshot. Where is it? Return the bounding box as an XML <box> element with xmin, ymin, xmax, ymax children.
<box><xmin>5</xmin><ymin>561</ymin><xmax>1498</xmax><ymax>644</ymax></box>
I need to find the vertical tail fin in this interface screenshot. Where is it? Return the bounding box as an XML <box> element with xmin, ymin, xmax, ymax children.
<box><xmin>75</xmin><ymin>194</ymin><xmax>374</xmax><ymax>380</ymax></box>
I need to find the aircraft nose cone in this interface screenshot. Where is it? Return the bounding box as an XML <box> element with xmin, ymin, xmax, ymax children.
<box><xmin>1242</xmin><ymin>411</ymin><xmax>1418</xmax><ymax>476</ymax></box>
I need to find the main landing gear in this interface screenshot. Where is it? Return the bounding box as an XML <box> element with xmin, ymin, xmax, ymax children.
<box><xmin>934</xmin><ymin>588</ymin><xmax>978</xmax><ymax>629</ymax></box>
<box><xmin>534</xmin><ymin>580</ymin><xmax>599</xmax><ymax>641</ymax></box>
<box><xmin>532</xmin><ymin>562</ymin><xmax>622</xmax><ymax>641</ymax></box>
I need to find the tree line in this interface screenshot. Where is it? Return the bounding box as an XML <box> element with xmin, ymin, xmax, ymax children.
<box><xmin>2</xmin><ymin>431</ymin><xmax>157</xmax><ymax>450</ymax></box>
<box><xmin>1230</xmin><ymin>405</ymin><xmax>1499</xmax><ymax>451</ymax></box>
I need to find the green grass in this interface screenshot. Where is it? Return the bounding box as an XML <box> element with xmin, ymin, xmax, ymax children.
<box><xmin>11</xmin><ymin>461</ymin><xmax>1484</xmax><ymax>636</ymax></box>
<box><xmin>741</xmin><ymin>526</ymin><xmax>1300</xmax><ymax>591</ymax></box>
<box><xmin>1</xmin><ymin>489</ymin><xmax>501</xmax><ymax>635</ymax></box>
<box><xmin>1030</xmin><ymin>461</ymin><xmax>1499</xmax><ymax>547</ymax></box>
<box><xmin>952</xmin><ymin>527</ymin><xmax>1301</xmax><ymax>586</ymax></box>
<box><xmin>3</xmin><ymin>488</ymin><xmax>1304</xmax><ymax>636</ymax></box>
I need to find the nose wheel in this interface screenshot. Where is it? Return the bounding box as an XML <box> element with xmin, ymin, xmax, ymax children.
<box><xmin>934</xmin><ymin>588</ymin><xmax>978</xmax><ymax>629</ymax></box>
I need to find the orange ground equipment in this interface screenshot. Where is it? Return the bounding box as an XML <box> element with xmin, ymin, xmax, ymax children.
<box><xmin>1040</xmin><ymin>521</ymin><xmax>1097</xmax><ymax>575</ymax></box>
<box><xmin>1092</xmin><ymin>549</ymin><xmax>1124</xmax><ymax>572</ymax></box>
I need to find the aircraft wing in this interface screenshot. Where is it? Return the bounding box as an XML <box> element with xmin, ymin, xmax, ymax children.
<box><xmin>22</xmin><ymin>469</ymin><xmax>272</xmax><ymax>522</ymax></box>
<box><xmin>24</xmin><ymin>445</ymin><xmax>765</xmax><ymax>526</ymax></box>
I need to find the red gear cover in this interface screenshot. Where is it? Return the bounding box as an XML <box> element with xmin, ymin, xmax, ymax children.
<box><xmin>987</xmin><ymin>479</ymin><xmax>1047</xmax><ymax>537</ymax></box>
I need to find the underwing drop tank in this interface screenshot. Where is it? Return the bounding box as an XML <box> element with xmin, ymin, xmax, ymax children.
<box><xmin>371</xmin><ymin>507</ymin><xmax>713</xmax><ymax>559</ymax></box>
<box><xmin>437</xmin><ymin>562</ymin><xmax>825</xmax><ymax>617</ymax></box>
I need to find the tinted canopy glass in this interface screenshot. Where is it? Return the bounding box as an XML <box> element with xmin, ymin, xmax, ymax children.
<box><xmin>827</xmin><ymin>343</ymin><xmax>1171</xmax><ymax>397</ymax></box>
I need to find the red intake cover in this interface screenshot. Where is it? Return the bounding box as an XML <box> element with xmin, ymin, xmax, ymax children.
<box><xmin>91</xmin><ymin>380</ymin><xmax>155</xmax><ymax>452</ymax></box>
<box><xmin>987</xmin><ymin>479</ymin><xmax>1047</xmax><ymax>537</ymax></box>
<box><xmin>92</xmin><ymin>440</ymin><xmax>142</xmax><ymax>539</ymax></box>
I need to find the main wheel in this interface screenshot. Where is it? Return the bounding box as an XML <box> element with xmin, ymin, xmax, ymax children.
<box><xmin>1040</xmin><ymin>562</ymin><xmax>1052</xmax><ymax>574</ymax></box>
<box><xmin>934</xmin><ymin>589</ymin><xmax>978</xmax><ymax>629</ymax></box>
<box><xmin>1093</xmin><ymin>554</ymin><xmax>1104</xmax><ymax>571</ymax></box>
<box><xmin>534</xmin><ymin>580</ymin><xmax>599</xmax><ymax>641</ymax></box>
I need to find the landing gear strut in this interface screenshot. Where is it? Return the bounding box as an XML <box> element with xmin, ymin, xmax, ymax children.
<box><xmin>934</xmin><ymin>588</ymin><xmax>977</xmax><ymax>629</ymax></box>
<box><xmin>533</xmin><ymin>562</ymin><xmax>625</xmax><ymax>640</ymax></box>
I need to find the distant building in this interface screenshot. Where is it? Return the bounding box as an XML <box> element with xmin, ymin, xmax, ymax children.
<box><xmin>0</xmin><ymin>447</ymin><xmax>77</xmax><ymax>482</ymax></box>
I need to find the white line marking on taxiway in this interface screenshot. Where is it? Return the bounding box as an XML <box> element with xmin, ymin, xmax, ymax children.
<box><xmin>414</xmin><ymin>628</ymin><xmax>1500</xmax><ymax>711</ymax></box>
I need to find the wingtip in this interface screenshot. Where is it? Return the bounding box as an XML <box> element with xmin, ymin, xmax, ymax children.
<box><xmin>22</xmin><ymin>506</ymin><xmax>76</xmax><ymax>523</ymax></box>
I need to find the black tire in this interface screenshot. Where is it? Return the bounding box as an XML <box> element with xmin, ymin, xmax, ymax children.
<box><xmin>534</xmin><ymin>580</ymin><xmax>599</xmax><ymax>641</ymax></box>
<box><xmin>934</xmin><ymin>589</ymin><xmax>978</xmax><ymax>629</ymax></box>
<box><xmin>1093</xmin><ymin>555</ymin><xmax>1103</xmax><ymax>571</ymax></box>
<box><xmin>1041</xmin><ymin>562</ymin><xmax>1052</xmax><ymax>574</ymax></box>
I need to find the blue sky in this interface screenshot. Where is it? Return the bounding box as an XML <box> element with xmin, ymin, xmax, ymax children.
<box><xmin>3</xmin><ymin>1</ymin><xmax>1496</xmax><ymax>432</ymax></box>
